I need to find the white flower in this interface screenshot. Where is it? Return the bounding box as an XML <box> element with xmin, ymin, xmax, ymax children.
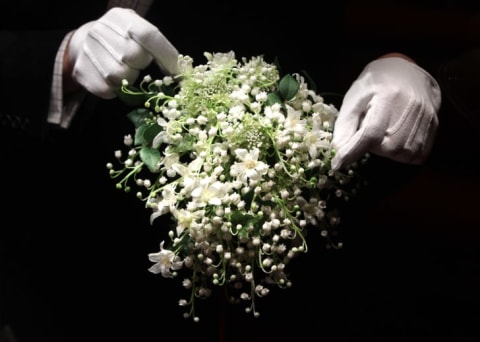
<box><xmin>191</xmin><ymin>179</ymin><xmax>231</xmax><ymax>207</ymax></box>
<box><xmin>149</xmin><ymin>183</ymin><xmax>178</xmax><ymax>223</ymax></box>
<box><xmin>123</xmin><ymin>134</ymin><xmax>133</xmax><ymax>146</ymax></box>
<box><xmin>283</xmin><ymin>105</ymin><xmax>307</xmax><ymax>136</ymax></box>
<box><xmin>230</xmin><ymin>148</ymin><xmax>269</xmax><ymax>184</ymax></box>
<box><xmin>169</xmin><ymin>207</ymin><xmax>205</xmax><ymax>236</ymax></box>
<box><xmin>148</xmin><ymin>241</ymin><xmax>183</xmax><ymax>278</ymax></box>
<box><xmin>304</xmin><ymin>115</ymin><xmax>333</xmax><ymax>159</ymax></box>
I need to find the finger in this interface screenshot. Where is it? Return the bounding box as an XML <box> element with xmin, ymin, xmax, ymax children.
<box><xmin>74</xmin><ymin>44</ymin><xmax>140</xmax><ymax>98</ymax></box>
<box><xmin>102</xmin><ymin>8</ymin><xmax>179</xmax><ymax>75</ymax></box>
<box><xmin>88</xmin><ymin>21</ymin><xmax>154</xmax><ymax>70</ymax></box>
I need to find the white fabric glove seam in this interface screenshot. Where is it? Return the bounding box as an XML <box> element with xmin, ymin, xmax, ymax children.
<box><xmin>88</xmin><ymin>28</ymin><xmax>124</xmax><ymax>69</ymax></box>
<box><xmin>83</xmin><ymin>43</ymin><xmax>110</xmax><ymax>80</ymax></box>
<box><xmin>383</xmin><ymin>96</ymin><xmax>423</xmax><ymax>149</ymax></box>
<box><xmin>404</xmin><ymin>98</ymin><xmax>425</xmax><ymax>150</ymax></box>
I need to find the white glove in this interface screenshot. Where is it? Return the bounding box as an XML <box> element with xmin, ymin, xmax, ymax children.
<box><xmin>68</xmin><ymin>7</ymin><xmax>179</xmax><ymax>99</ymax></box>
<box><xmin>331</xmin><ymin>57</ymin><xmax>441</xmax><ymax>170</ymax></box>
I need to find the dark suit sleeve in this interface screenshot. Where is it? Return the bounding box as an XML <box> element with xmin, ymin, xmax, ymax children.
<box><xmin>0</xmin><ymin>30</ymin><xmax>70</xmax><ymax>140</ymax></box>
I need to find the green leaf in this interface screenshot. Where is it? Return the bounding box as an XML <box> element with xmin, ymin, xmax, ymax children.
<box><xmin>134</xmin><ymin>124</ymin><xmax>149</xmax><ymax>145</ymax></box>
<box><xmin>266</xmin><ymin>92</ymin><xmax>282</xmax><ymax>107</ymax></box>
<box><xmin>229</xmin><ymin>210</ymin><xmax>264</xmax><ymax>235</ymax></box>
<box><xmin>127</xmin><ymin>108</ymin><xmax>150</xmax><ymax>128</ymax></box>
<box><xmin>278</xmin><ymin>74</ymin><xmax>299</xmax><ymax>101</ymax></box>
<box><xmin>143</xmin><ymin>123</ymin><xmax>163</xmax><ymax>145</ymax></box>
<box><xmin>140</xmin><ymin>146</ymin><xmax>161</xmax><ymax>172</ymax></box>
<box><xmin>230</xmin><ymin>211</ymin><xmax>255</xmax><ymax>226</ymax></box>
<box><xmin>238</xmin><ymin>227</ymin><xmax>250</xmax><ymax>240</ymax></box>
<box><xmin>134</xmin><ymin>122</ymin><xmax>162</xmax><ymax>146</ymax></box>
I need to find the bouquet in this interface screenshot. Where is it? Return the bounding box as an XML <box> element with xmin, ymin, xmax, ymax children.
<box><xmin>107</xmin><ymin>51</ymin><xmax>368</xmax><ymax>322</ymax></box>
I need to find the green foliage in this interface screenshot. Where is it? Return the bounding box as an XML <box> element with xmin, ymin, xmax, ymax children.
<box><xmin>127</xmin><ymin>108</ymin><xmax>150</xmax><ymax>127</ymax></box>
<box><xmin>266</xmin><ymin>74</ymin><xmax>300</xmax><ymax>108</ymax></box>
<box><xmin>134</xmin><ymin>124</ymin><xmax>149</xmax><ymax>145</ymax></box>
<box><xmin>266</xmin><ymin>92</ymin><xmax>282</xmax><ymax>107</ymax></box>
<box><xmin>139</xmin><ymin>146</ymin><xmax>161</xmax><ymax>172</ymax></box>
<box><xmin>143</xmin><ymin>124</ymin><xmax>163</xmax><ymax>145</ymax></box>
<box><xmin>278</xmin><ymin>74</ymin><xmax>300</xmax><ymax>101</ymax></box>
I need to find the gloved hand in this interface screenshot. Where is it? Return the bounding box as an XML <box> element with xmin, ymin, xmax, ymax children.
<box><xmin>331</xmin><ymin>55</ymin><xmax>441</xmax><ymax>170</ymax></box>
<box><xmin>67</xmin><ymin>7</ymin><xmax>179</xmax><ymax>99</ymax></box>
